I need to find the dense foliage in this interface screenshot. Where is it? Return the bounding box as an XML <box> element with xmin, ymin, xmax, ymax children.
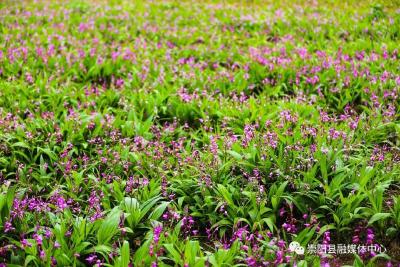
<box><xmin>0</xmin><ymin>0</ymin><xmax>399</xmax><ymax>266</ymax></box>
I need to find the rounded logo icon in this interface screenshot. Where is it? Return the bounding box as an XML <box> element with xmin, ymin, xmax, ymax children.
<box><xmin>289</xmin><ymin>241</ymin><xmax>305</xmax><ymax>255</ymax></box>
<box><xmin>295</xmin><ymin>245</ymin><xmax>305</xmax><ymax>255</ymax></box>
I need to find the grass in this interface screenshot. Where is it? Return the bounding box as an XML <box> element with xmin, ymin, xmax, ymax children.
<box><xmin>0</xmin><ymin>0</ymin><xmax>399</xmax><ymax>266</ymax></box>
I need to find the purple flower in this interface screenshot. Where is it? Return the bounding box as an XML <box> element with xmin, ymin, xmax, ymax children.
<box><xmin>246</xmin><ymin>257</ymin><xmax>257</xmax><ymax>266</ymax></box>
<box><xmin>33</xmin><ymin>234</ymin><xmax>43</xmax><ymax>246</ymax></box>
<box><xmin>39</xmin><ymin>249</ymin><xmax>46</xmax><ymax>260</ymax></box>
<box><xmin>54</xmin><ymin>241</ymin><xmax>61</xmax><ymax>249</ymax></box>
<box><xmin>86</xmin><ymin>254</ymin><xmax>98</xmax><ymax>264</ymax></box>
<box><xmin>153</xmin><ymin>225</ymin><xmax>163</xmax><ymax>244</ymax></box>
<box><xmin>45</xmin><ymin>229</ymin><xmax>52</xmax><ymax>239</ymax></box>
<box><xmin>4</xmin><ymin>220</ymin><xmax>15</xmax><ymax>232</ymax></box>
<box><xmin>21</xmin><ymin>239</ymin><xmax>32</xmax><ymax>248</ymax></box>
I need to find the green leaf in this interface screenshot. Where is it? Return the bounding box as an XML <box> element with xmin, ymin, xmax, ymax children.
<box><xmin>12</xmin><ymin>141</ymin><xmax>30</xmax><ymax>149</ymax></box>
<box><xmin>227</xmin><ymin>150</ymin><xmax>242</xmax><ymax>160</ymax></box>
<box><xmin>262</xmin><ymin>217</ymin><xmax>275</xmax><ymax>232</ymax></box>
<box><xmin>114</xmin><ymin>241</ymin><xmax>130</xmax><ymax>267</ymax></box>
<box><xmin>123</xmin><ymin>197</ymin><xmax>140</xmax><ymax>229</ymax></box>
<box><xmin>24</xmin><ymin>255</ymin><xmax>38</xmax><ymax>267</ymax></box>
<box><xmin>133</xmin><ymin>240</ymin><xmax>151</xmax><ymax>266</ymax></box>
<box><xmin>97</xmin><ymin>207</ymin><xmax>122</xmax><ymax>245</ymax></box>
<box><xmin>140</xmin><ymin>196</ymin><xmax>162</xmax><ymax>220</ymax></box>
<box><xmin>149</xmin><ymin>201</ymin><xmax>169</xmax><ymax>220</ymax></box>
<box><xmin>217</xmin><ymin>184</ymin><xmax>234</xmax><ymax>207</ymax></box>
<box><xmin>164</xmin><ymin>243</ymin><xmax>182</xmax><ymax>263</ymax></box>
<box><xmin>368</xmin><ymin>213</ymin><xmax>391</xmax><ymax>225</ymax></box>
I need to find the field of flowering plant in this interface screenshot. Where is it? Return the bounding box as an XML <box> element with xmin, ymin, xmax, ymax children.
<box><xmin>0</xmin><ymin>0</ymin><xmax>399</xmax><ymax>266</ymax></box>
